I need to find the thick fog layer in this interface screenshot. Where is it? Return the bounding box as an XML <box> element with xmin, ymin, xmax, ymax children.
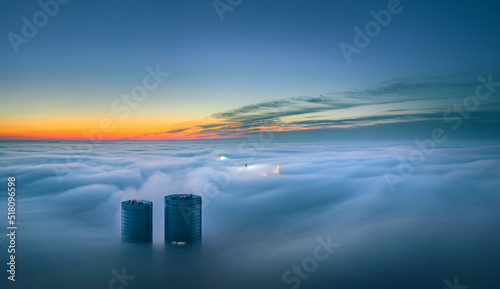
<box><xmin>0</xmin><ymin>140</ymin><xmax>499</xmax><ymax>289</ymax></box>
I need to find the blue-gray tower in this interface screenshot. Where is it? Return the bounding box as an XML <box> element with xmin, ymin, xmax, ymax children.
<box><xmin>164</xmin><ymin>194</ymin><xmax>202</xmax><ymax>245</ymax></box>
<box><xmin>121</xmin><ymin>199</ymin><xmax>153</xmax><ymax>243</ymax></box>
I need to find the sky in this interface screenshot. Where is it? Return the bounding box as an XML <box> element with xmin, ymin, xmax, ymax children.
<box><xmin>1</xmin><ymin>0</ymin><xmax>500</xmax><ymax>139</ymax></box>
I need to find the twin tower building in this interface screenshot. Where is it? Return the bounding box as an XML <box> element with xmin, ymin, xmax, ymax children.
<box><xmin>121</xmin><ymin>194</ymin><xmax>202</xmax><ymax>245</ymax></box>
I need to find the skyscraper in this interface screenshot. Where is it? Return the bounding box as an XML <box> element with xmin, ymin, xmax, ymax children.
<box><xmin>121</xmin><ymin>199</ymin><xmax>153</xmax><ymax>243</ymax></box>
<box><xmin>164</xmin><ymin>194</ymin><xmax>202</xmax><ymax>245</ymax></box>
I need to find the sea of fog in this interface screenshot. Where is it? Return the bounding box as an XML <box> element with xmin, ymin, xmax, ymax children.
<box><xmin>0</xmin><ymin>139</ymin><xmax>499</xmax><ymax>289</ymax></box>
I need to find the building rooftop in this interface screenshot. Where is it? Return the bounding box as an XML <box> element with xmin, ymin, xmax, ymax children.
<box><xmin>122</xmin><ymin>199</ymin><xmax>152</xmax><ymax>206</ymax></box>
<box><xmin>165</xmin><ymin>194</ymin><xmax>201</xmax><ymax>200</ymax></box>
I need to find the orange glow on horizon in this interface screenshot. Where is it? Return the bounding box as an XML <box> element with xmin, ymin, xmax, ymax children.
<box><xmin>0</xmin><ymin>112</ymin><xmax>337</xmax><ymax>140</ymax></box>
<box><xmin>0</xmin><ymin>122</ymin><xmax>316</xmax><ymax>140</ymax></box>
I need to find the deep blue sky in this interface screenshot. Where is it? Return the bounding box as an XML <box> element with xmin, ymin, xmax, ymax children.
<box><xmin>1</xmin><ymin>0</ymin><xmax>499</xmax><ymax>139</ymax></box>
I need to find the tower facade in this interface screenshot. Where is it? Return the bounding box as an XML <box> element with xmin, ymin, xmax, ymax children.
<box><xmin>121</xmin><ymin>199</ymin><xmax>153</xmax><ymax>243</ymax></box>
<box><xmin>164</xmin><ymin>194</ymin><xmax>202</xmax><ymax>245</ymax></box>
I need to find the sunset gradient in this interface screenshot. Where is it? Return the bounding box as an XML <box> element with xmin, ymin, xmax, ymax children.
<box><xmin>1</xmin><ymin>0</ymin><xmax>499</xmax><ymax>140</ymax></box>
